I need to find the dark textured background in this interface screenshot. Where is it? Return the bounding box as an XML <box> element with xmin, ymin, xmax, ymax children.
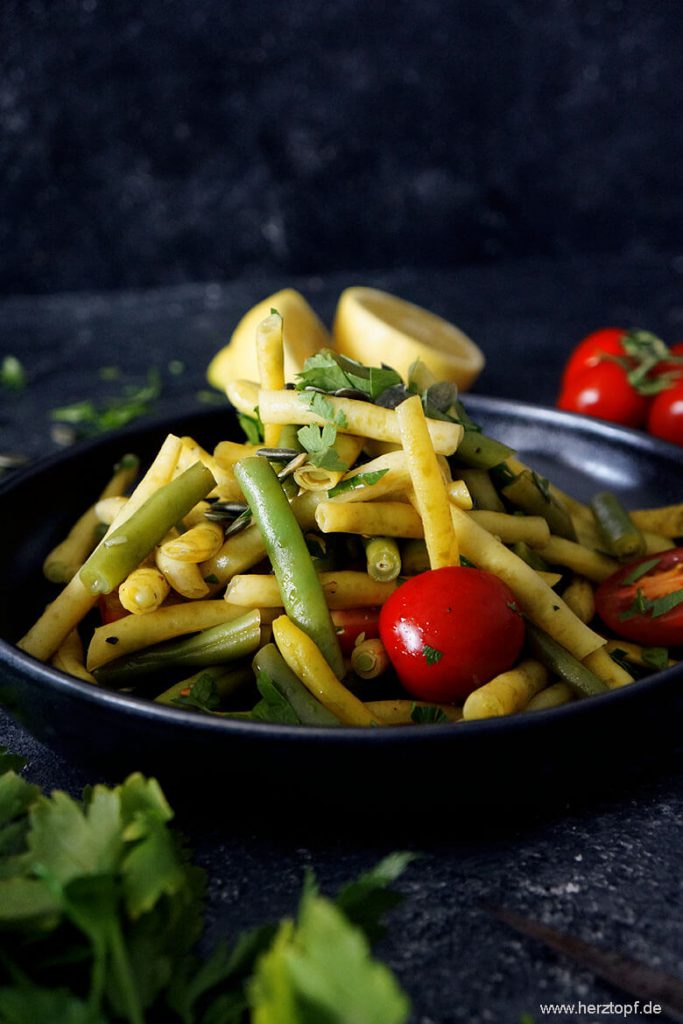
<box><xmin>3</xmin><ymin>4</ymin><xmax>683</xmax><ymax>1022</ymax></box>
<box><xmin>1</xmin><ymin>0</ymin><xmax>682</xmax><ymax>294</ymax></box>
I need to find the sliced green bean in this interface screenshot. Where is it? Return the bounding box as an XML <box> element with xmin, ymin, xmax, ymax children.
<box><xmin>400</xmin><ymin>539</ymin><xmax>430</xmax><ymax>576</ymax></box>
<box><xmin>235</xmin><ymin>457</ymin><xmax>344</xmax><ymax>677</ymax></box>
<box><xmin>94</xmin><ymin>610</ymin><xmax>261</xmax><ymax>686</ymax></box>
<box><xmin>525</xmin><ymin>621</ymin><xmax>608</xmax><ymax>698</ymax></box>
<box><xmin>154</xmin><ymin>665</ymin><xmax>253</xmax><ymax>707</ymax></box>
<box><xmin>452</xmin><ymin>429</ymin><xmax>515</xmax><ymax>470</ymax></box>
<box><xmin>512</xmin><ymin>541</ymin><xmax>551</xmax><ymax>573</ymax></box>
<box><xmin>458</xmin><ymin>468</ymin><xmax>506</xmax><ymax>512</ymax></box>
<box><xmin>80</xmin><ymin>461</ymin><xmax>215</xmax><ymax>594</ymax></box>
<box><xmin>252</xmin><ymin>643</ymin><xmax>341</xmax><ymax>726</ymax></box>
<box><xmin>502</xmin><ymin>470</ymin><xmax>577</xmax><ymax>541</ymax></box>
<box><xmin>364</xmin><ymin>536</ymin><xmax>402</xmax><ymax>582</ymax></box>
<box><xmin>590</xmin><ymin>491</ymin><xmax>646</xmax><ymax>561</ymax></box>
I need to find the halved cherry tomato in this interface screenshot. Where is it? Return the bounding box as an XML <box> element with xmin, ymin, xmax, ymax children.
<box><xmin>561</xmin><ymin>327</ymin><xmax>628</xmax><ymax>387</ymax></box>
<box><xmin>595</xmin><ymin>548</ymin><xmax>683</xmax><ymax>646</ymax></box>
<box><xmin>646</xmin><ymin>380</ymin><xmax>683</xmax><ymax>446</ymax></box>
<box><xmin>378</xmin><ymin>566</ymin><xmax>525</xmax><ymax>702</ymax></box>
<box><xmin>98</xmin><ymin>592</ymin><xmax>129</xmax><ymax>624</ymax></box>
<box><xmin>330</xmin><ymin>607</ymin><xmax>381</xmax><ymax>656</ymax></box>
<box><xmin>557</xmin><ymin>361</ymin><xmax>650</xmax><ymax>428</ymax></box>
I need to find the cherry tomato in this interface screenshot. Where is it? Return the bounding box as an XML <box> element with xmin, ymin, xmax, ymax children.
<box><xmin>647</xmin><ymin>380</ymin><xmax>683</xmax><ymax>445</ymax></box>
<box><xmin>378</xmin><ymin>566</ymin><xmax>525</xmax><ymax>702</ymax></box>
<box><xmin>557</xmin><ymin>362</ymin><xmax>649</xmax><ymax>428</ymax></box>
<box><xmin>330</xmin><ymin>607</ymin><xmax>381</xmax><ymax>656</ymax></box>
<box><xmin>595</xmin><ymin>548</ymin><xmax>683</xmax><ymax>646</ymax></box>
<box><xmin>561</xmin><ymin>327</ymin><xmax>628</xmax><ymax>387</ymax></box>
<box><xmin>651</xmin><ymin>340</ymin><xmax>683</xmax><ymax>381</ymax></box>
<box><xmin>98</xmin><ymin>592</ymin><xmax>129</xmax><ymax>624</ymax></box>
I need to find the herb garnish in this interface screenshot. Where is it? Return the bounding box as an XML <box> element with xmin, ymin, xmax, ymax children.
<box><xmin>237</xmin><ymin>408</ymin><xmax>265</xmax><ymax>444</ymax></box>
<box><xmin>51</xmin><ymin>368</ymin><xmax>162</xmax><ymax>438</ymax></box>
<box><xmin>296</xmin><ymin>349</ymin><xmax>402</xmax><ymax>400</ymax></box>
<box><xmin>423</xmin><ymin>644</ymin><xmax>443</xmax><ymax>665</ymax></box>
<box><xmin>328</xmin><ymin>468</ymin><xmax>389</xmax><ymax>497</ymax></box>
<box><xmin>297</xmin><ymin>391</ymin><xmax>350</xmax><ymax>469</ymax></box>
<box><xmin>0</xmin><ymin>751</ymin><xmax>413</xmax><ymax>1023</ymax></box>
<box><xmin>0</xmin><ymin>355</ymin><xmax>26</xmax><ymax>391</ymax></box>
<box><xmin>621</xmin><ymin>557</ymin><xmax>661</xmax><ymax>586</ymax></box>
<box><xmin>411</xmin><ymin>704</ymin><xmax>451</xmax><ymax>724</ymax></box>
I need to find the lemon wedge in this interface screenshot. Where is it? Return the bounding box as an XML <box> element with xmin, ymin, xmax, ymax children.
<box><xmin>333</xmin><ymin>286</ymin><xmax>484</xmax><ymax>390</ymax></box>
<box><xmin>207</xmin><ymin>288</ymin><xmax>332</xmax><ymax>389</ymax></box>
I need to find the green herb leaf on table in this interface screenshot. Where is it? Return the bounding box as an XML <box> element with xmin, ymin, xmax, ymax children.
<box><xmin>0</xmin><ymin>355</ymin><xmax>27</xmax><ymax>391</ymax></box>
<box><xmin>51</xmin><ymin>369</ymin><xmax>163</xmax><ymax>439</ymax></box>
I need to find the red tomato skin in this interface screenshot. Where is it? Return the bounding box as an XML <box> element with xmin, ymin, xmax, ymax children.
<box><xmin>652</xmin><ymin>340</ymin><xmax>683</xmax><ymax>382</ymax></box>
<box><xmin>557</xmin><ymin>362</ymin><xmax>649</xmax><ymax>428</ymax></box>
<box><xmin>378</xmin><ymin>567</ymin><xmax>525</xmax><ymax>703</ymax></box>
<box><xmin>595</xmin><ymin>548</ymin><xmax>683</xmax><ymax>646</ymax></box>
<box><xmin>647</xmin><ymin>381</ymin><xmax>683</xmax><ymax>446</ymax></box>
<box><xmin>561</xmin><ymin>328</ymin><xmax>628</xmax><ymax>387</ymax></box>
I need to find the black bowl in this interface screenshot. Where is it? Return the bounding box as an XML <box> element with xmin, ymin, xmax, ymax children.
<box><xmin>2</xmin><ymin>398</ymin><xmax>683</xmax><ymax>812</ymax></box>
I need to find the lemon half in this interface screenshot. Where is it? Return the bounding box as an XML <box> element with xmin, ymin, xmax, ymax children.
<box><xmin>207</xmin><ymin>288</ymin><xmax>332</xmax><ymax>390</ymax></box>
<box><xmin>333</xmin><ymin>286</ymin><xmax>484</xmax><ymax>390</ymax></box>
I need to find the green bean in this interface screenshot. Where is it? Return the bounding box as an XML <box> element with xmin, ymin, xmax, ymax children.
<box><xmin>363</xmin><ymin>536</ymin><xmax>402</xmax><ymax>582</ymax></box>
<box><xmin>252</xmin><ymin>643</ymin><xmax>341</xmax><ymax>726</ymax></box>
<box><xmin>276</xmin><ymin>423</ymin><xmax>304</xmax><ymax>452</ymax></box>
<box><xmin>80</xmin><ymin>461</ymin><xmax>215</xmax><ymax>595</ymax></box>
<box><xmin>458</xmin><ymin>468</ymin><xmax>506</xmax><ymax>512</ymax></box>
<box><xmin>590</xmin><ymin>491</ymin><xmax>646</xmax><ymax>561</ymax></box>
<box><xmin>235</xmin><ymin>457</ymin><xmax>344</xmax><ymax>677</ymax></box>
<box><xmin>154</xmin><ymin>665</ymin><xmax>253</xmax><ymax>706</ymax></box>
<box><xmin>511</xmin><ymin>541</ymin><xmax>551</xmax><ymax>573</ymax></box>
<box><xmin>400</xmin><ymin>539</ymin><xmax>430</xmax><ymax>575</ymax></box>
<box><xmin>93</xmin><ymin>610</ymin><xmax>261</xmax><ymax>686</ymax></box>
<box><xmin>502</xmin><ymin>470</ymin><xmax>577</xmax><ymax>541</ymax></box>
<box><xmin>452</xmin><ymin>429</ymin><xmax>515</xmax><ymax>470</ymax></box>
<box><xmin>524</xmin><ymin>621</ymin><xmax>608</xmax><ymax>698</ymax></box>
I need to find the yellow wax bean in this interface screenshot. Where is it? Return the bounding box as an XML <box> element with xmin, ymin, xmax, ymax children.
<box><xmin>272</xmin><ymin>615</ymin><xmax>378</xmax><ymax>726</ymax></box>
<box><xmin>365</xmin><ymin>700</ymin><xmax>463</xmax><ymax>725</ymax></box>
<box><xmin>525</xmin><ymin>682</ymin><xmax>575</xmax><ymax>712</ymax></box>
<box><xmin>20</xmin><ymin>434</ymin><xmax>183</xmax><ymax>662</ymax></box>
<box><xmin>156</xmin><ymin>546</ymin><xmax>210</xmax><ymax>600</ymax></box>
<box><xmin>316</xmin><ymin>500</ymin><xmax>423</xmax><ymax>538</ymax></box>
<box><xmin>539</xmin><ymin>536</ymin><xmax>618</xmax><ymax>583</ymax></box>
<box><xmin>258</xmin><ymin>388</ymin><xmax>464</xmax><ymax>454</ymax></box>
<box><xmin>561</xmin><ymin>575</ymin><xmax>595</xmax><ymax>624</ymax></box>
<box><xmin>397</xmin><ymin>394</ymin><xmax>458</xmax><ymax>568</ymax></box>
<box><xmin>463</xmin><ymin>659</ymin><xmax>548</xmax><ymax>720</ymax></box>
<box><xmin>449</xmin><ymin>504</ymin><xmax>605</xmax><ymax>661</ymax></box>
<box><xmin>119</xmin><ymin>566</ymin><xmax>170</xmax><ymax>615</ymax></box>
<box><xmin>582</xmin><ymin>646</ymin><xmax>634</xmax><ymax>689</ymax></box>
<box><xmin>467</xmin><ymin>511</ymin><xmax>551</xmax><ymax>548</ymax></box>
<box><xmin>225</xmin><ymin>570</ymin><xmax>397</xmax><ymax>609</ymax></box>
<box><xmin>87</xmin><ymin>600</ymin><xmax>248</xmax><ymax>671</ymax></box>
<box><xmin>51</xmin><ymin>629</ymin><xmax>97</xmax><ymax>684</ymax></box>
<box><xmin>161</xmin><ymin>521</ymin><xmax>224</xmax><ymax>563</ymax></box>
<box><xmin>256</xmin><ymin>312</ymin><xmax>285</xmax><ymax>447</ymax></box>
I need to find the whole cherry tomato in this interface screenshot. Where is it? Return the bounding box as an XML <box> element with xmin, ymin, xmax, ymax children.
<box><xmin>378</xmin><ymin>566</ymin><xmax>525</xmax><ymax>702</ymax></box>
<box><xmin>561</xmin><ymin>327</ymin><xmax>628</xmax><ymax>387</ymax></box>
<box><xmin>646</xmin><ymin>380</ymin><xmax>683</xmax><ymax>445</ymax></box>
<box><xmin>557</xmin><ymin>362</ymin><xmax>650</xmax><ymax>428</ymax></box>
<box><xmin>595</xmin><ymin>548</ymin><xmax>683</xmax><ymax>646</ymax></box>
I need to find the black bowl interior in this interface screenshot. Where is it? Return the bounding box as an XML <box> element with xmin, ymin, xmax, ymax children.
<box><xmin>2</xmin><ymin>399</ymin><xmax>683</xmax><ymax>814</ymax></box>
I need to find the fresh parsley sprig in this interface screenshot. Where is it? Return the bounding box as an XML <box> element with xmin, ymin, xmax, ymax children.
<box><xmin>0</xmin><ymin>752</ymin><xmax>413</xmax><ymax>1023</ymax></box>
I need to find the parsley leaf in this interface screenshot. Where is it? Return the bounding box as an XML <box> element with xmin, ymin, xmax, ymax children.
<box><xmin>296</xmin><ymin>350</ymin><xmax>402</xmax><ymax>400</ymax></box>
<box><xmin>410</xmin><ymin>704</ymin><xmax>451</xmax><ymax>724</ymax></box>
<box><xmin>172</xmin><ymin>673</ymin><xmax>222</xmax><ymax>713</ymax></box>
<box><xmin>328</xmin><ymin>468</ymin><xmax>389</xmax><ymax>497</ymax></box>
<box><xmin>642</xmin><ymin>646</ymin><xmax>669</xmax><ymax>671</ymax></box>
<box><xmin>300</xmin><ymin>389</ymin><xmax>348</xmax><ymax>427</ymax></box>
<box><xmin>618</xmin><ymin>588</ymin><xmax>652</xmax><ymax>621</ymax></box>
<box><xmin>237</xmin><ymin>409</ymin><xmax>264</xmax><ymax>444</ymax></box>
<box><xmin>621</xmin><ymin>557</ymin><xmax>661</xmax><ymax>586</ymax></box>
<box><xmin>251</xmin><ymin>672</ymin><xmax>301</xmax><ymax>725</ymax></box>
<box><xmin>423</xmin><ymin>644</ymin><xmax>443</xmax><ymax>665</ymax></box>
<box><xmin>651</xmin><ymin>588</ymin><xmax>683</xmax><ymax>618</ymax></box>
<box><xmin>297</xmin><ymin>424</ymin><xmax>349</xmax><ymax>471</ymax></box>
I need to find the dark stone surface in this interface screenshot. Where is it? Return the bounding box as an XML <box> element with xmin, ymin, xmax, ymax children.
<box><xmin>2</xmin><ymin>2</ymin><xmax>683</xmax><ymax>294</ymax></box>
<box><xmin>3</xmin><ymin>257</ymin><xmax>683</xmax><ymax>1021</ymax></box>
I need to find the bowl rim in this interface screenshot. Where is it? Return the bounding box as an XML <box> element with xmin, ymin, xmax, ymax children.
<box><xmin>2</xmin><ymin>395</ymin><xmax>683</xmax><ymax>749</ymax></box>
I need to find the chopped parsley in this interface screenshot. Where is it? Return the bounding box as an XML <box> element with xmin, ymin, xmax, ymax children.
<box><xmin>172</xmin><ymin>672</ymin><xmax>221</xmax><ymax>712</ymax></box>
<box><xmin>329</xmin><ymin>468</ymin><xmax>389</xmax><ymax>497</ymax></box>
<box><xmin>237</xmin><ymin>408</ymin><xmax>264</xmax><ymax>444</ymax></box>
<box><xmin>51</xmin><ymin>368</ymin><xmax>162</xmax><ymax>437</ymax></box>
<box><xmin>423</xmin><ymin>644</ymin><xmax>443</xmax><ymax>665</ymax></box>
<box><xmin>297</xmin><ymin>391</ymin><xmax>350</xmax><ymax>469</ymax></box>
<box><xmin>296</xmin><ymin>349</ymin><xmax>402</xmax><ymax>400</ymax></box>
<box><xmin>410</xmin><ymin>704</ymin><xmax>451</xmax><ymax>724</ymax></box>
<box><xmin>642</xmin><ymin>646</ymin><xmax>670</xmax><ymax>671</ymax></box>
<box><xmin>621</xmin><ymin>557</ymin><xmax>661</xmax><ymax>586</ymax></box>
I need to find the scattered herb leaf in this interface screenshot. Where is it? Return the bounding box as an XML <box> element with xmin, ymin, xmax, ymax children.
<box><xmin>0</xmin><ymin>355</ymin><xmax>26</xmax><ymax>391</ymax></box>
<box><xmin>410</xmin><ymin>704</ymin><xmax>450</xmax><ymax>724</ymax></box>
<box><xmin>172</xmin><ymin>673</ymin><xmax>222</xmax><ymax>713</ymax></box>
<box><xmin>621</xmin><ymin>557</ymin><xmax>661</xmax><ymax>586</ymax></box>
<box><xmin>423</xmin><ymin>644</ymin><xmax>443</xmax><ymax>665</ymax></box>
<box><xmin>237</xmin><ymin>409</ymin><xmax>264</xmax><ymax>445</ymax></box>
<box><xmin>642</xmin><ymin>646</ymin><xmax>669</xmax><ymax>671</ymax></box>
<box><xmin>328</xmin><ymin>468</ymin><xmax>388</xmax><ymax>497</ymax></box>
